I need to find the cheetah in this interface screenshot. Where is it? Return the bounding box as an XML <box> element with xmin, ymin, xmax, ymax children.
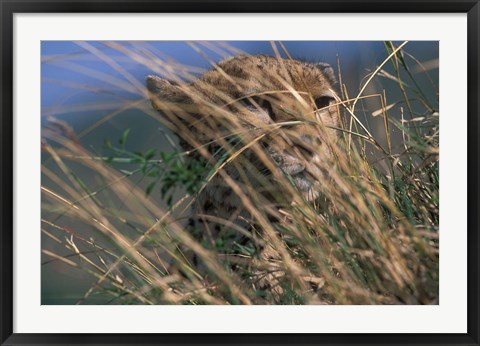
<box><xmin>146</xmin><ymin>54</ymin><xmax>340</xmax><ymax>296</ymax></box>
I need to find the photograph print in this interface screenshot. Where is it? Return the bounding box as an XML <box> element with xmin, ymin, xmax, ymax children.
<box><xmin>41</xmin><ymin>41</ymin><xmax>439</xmax><ymax>305</ymax></box>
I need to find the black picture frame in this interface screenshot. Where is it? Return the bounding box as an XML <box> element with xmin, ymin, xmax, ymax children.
<box><xmin>1</xmin><ymin>1</ymin><xmax>479</xmax><ymax>345</ymax></box>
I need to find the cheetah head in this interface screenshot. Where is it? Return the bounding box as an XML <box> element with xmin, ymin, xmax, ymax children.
<box><xmin>146</xmin><ymin>55</ymin><xmax>340</xmax><ymax>203</ymax></box>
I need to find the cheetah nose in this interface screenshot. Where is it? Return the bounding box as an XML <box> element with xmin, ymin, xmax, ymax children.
<box><xmin>271</xmin><ymin>151</ymin><xmax>306</xmax><ymax>175</ymax></box>
<box><xmin>300</xmin><ymin>135</ymin><xmax>322</xmax><ymax>146</ymax></box>
<box><xmin>296</xmin><ymin>142</ymin><xmax>316</xmax><ymax>157</ymax></box>
<box><xmin>295</xmin><ymin>135</ymin><xmax>321</xmax><ymax>158</ymax></box>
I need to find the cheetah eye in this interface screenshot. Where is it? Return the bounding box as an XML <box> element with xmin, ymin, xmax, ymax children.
<box><xmin>314</xmin><ymin>96</ymin><xmax>334</xmax><ymax>110</ymax></box>
<box><xmin>242</xmin><ymin>96</ymin><xmax>276</xmax><ymax>121</ymax></box>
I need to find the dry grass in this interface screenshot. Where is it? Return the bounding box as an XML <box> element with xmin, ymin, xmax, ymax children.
<box><xmin>41</xmin><ymin>41</ymin><xmax>439</xmax><ymax>305</ymax></box>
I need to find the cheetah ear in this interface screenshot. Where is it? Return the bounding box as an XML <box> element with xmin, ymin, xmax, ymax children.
<box><xmin>315</xmin><ymin>62</ymin><xmax>337</xmax><ymax>84</ymax></box>
<box><xmin>145</xmin><ymin>75</ymin><xmax>192</xmax><ymax>110</ymax></box>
